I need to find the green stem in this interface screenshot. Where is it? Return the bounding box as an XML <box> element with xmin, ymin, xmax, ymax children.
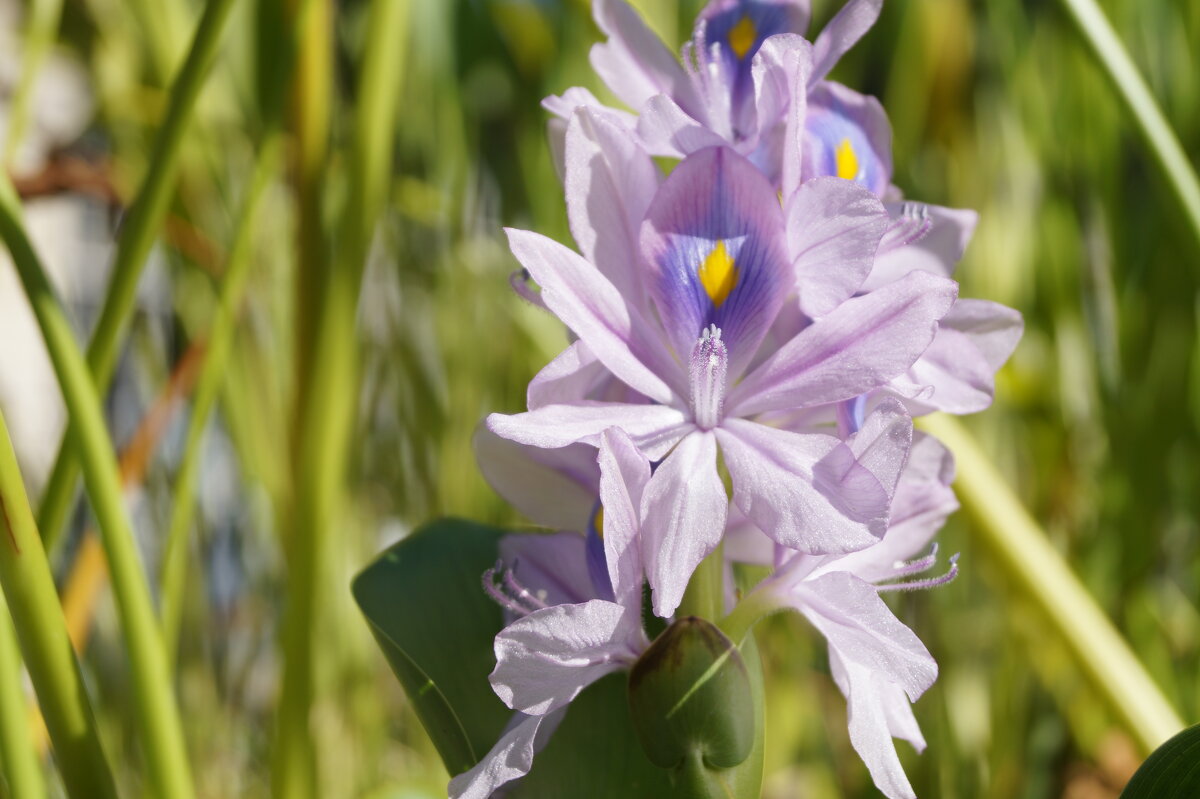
<box><xmin>717</xmin><ymin>590</ymin><xmax>785</xmax><ymax>650</ymax></box>
<box><xmin>678</xmin><ymin>542</ymin><xmax>725</xmax><ymax>622</ymax></box>
<box><xmin>160</xmin><ymin>134</ymin><xmax>282</xmax><ymax>669</ymax></box>
<box><xmin>37</xmin><ymin>0</ymin><xmax>240</xmax><ymax>554</ymax></box>
<box><xmin>919</xmin><ymin>414</ymin><xmax>1184</xmax><ymax>754</ymax></box>
<box><xmin>1059</xmin><ymin>0</ymin><xmax>1200</xmax><ymax>253</ymax></box>
<box><xmin>0</xmin><ymin>173</ymin><xmax>195</xmax><ymax>799</ymax></box>
<box><xmin>4</xmin><ymin>0</ymin><xmax>64</xmax><ymax>166</ymax></box>
<box><xmin>0</xmin><ymin>410</ymin><xmax>114</xmax><ymax>799</ymax></box>
<box><xmin>0</xmin><ymin>595</ymin><xmax>46</xmax><ymax>799</ymax></box>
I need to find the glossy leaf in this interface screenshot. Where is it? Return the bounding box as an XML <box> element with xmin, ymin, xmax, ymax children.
<box><xmin>352</xmin><ymin>518</ymin><xmax>511</xmax><ymax>777</ymax></box>
<box><xmin>1121</xmin><ymin>724</ymin><xmax>1200</xmax><ymax>799</ymax></box>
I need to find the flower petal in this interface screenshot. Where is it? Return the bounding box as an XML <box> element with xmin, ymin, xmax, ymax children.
<box><xmin>488</xmin><ymin>403</ymin><xmax>692</xmax><ymax>461</ymax></box>
<box><xmin>796</xmin><ymin>571</ymin><xmax>937</xmax><ymax>700</ymax></box>
<box><xmin>730</xmin><ymin>270</ymin><xmax>958</xmax><ymax>417</ymax></box>
<box><xmin>566</xmin><ymin>107</ymin><xmax>660</xmax><ymax>302</ymax></box>
<box><xmin>448</xmin><ymin>711</ymin><xmax>559</xmax><ymax>799</ymax></box>
<box><xmin>802</xmin><ymin>80</ymin><xmax>892</xmax><ymax>196</ymax></box>
<box><xmin>527</xmin><ymin>341</ymin><xmax>608</xmax><ymax>410</ymax></box>
<box><xmin>641</xmin><ymin>146</ymin><xmax>790</xmax><ymax>377</ymax></box>
<box><xmin>788</xmin><ymin>177</ymin><xmax>889</xmax><ymax>317</ymax></box>
<box><xmin>490</xmin><ymin>600</ymin><xmax>637</xmax><ymax>715</ymax></box>
<box><xmin>716</xmin><ymin>418</ymin><xmax>884</xmax><ymax>553</ymax></box>
<box><xmin>828</xmin><ymin>650</ymin><xmax>923</xmax><ymax>799</ymax></box>
<box><xmin>640</xmin><ymin>430</ymin><xmax>727</xmax><ymax>617</ymax></box>
<box><xmin>542</xmin><ymin>86</ymin><xmax>638</xmax><ymax>129</ymax></box>
<box><xmin>591</xmin><ymin>0</ymin><xmax>700</xmax><ymax>115</ymax></box>
<box><xmin>847</xmin><ymin>397</ymin><xmax>912</xmax><ymax>499</ymax></box>
<box><xmin>500</xmin><ymin>531</ymin><xmax>597</xmax><ymax>609</ymax></box>
<box><xmin>474</xmin><ymin>426</ymin><xmax>599</xmax><ymax>531</ymax></box>
<box><xmin>598</xmin><ymin>428</ymin><xmax>651</xmax><ymax>609</ymax></box>
<box><xmin>636</xmin><ymin>93</ymin><xmax>729</xmax><ymax>158</ymax></box>
<box><xmin>810</xmin><ymin>0</ymin><xmax>883</xmax><ymax>84</ymax></box>
<box><xmin>505</xmin><ymin>228</ymin><xmax>677</xmax><ymax>404</ymax></box>
<box><xmin>866</xmin><ymin>202</ymin><xmax>977</xmax><ymax>289</ymax></box>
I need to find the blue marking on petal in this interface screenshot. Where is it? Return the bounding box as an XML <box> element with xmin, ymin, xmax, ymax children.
<box><xmin>643</xmin><ymin>147</ymin><xmax>788</xmax><ymax>378</ymax></box>
<box><xmin>696</xmin><ymin>1</ymin><xmax>809</xmax><ymax>132</ymax></box>
<box><xmin>804</xmin><ymin>84</ymin><xmax>892</xmax><ymax>196</ymax></box>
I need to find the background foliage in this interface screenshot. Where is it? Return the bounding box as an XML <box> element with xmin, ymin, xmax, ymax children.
<box><xmin>0</xmin><ymin>0</ymin><xmax>1197</xmax><ymax>796</ymax></box>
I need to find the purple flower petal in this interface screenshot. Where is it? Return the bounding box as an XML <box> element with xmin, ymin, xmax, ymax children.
<box><xmin>505</xmin><ymin>228</ymin><xmax>677</xmax><ymax>404</ymax></box>
<box><xmin>640</xmin><ymin>430</ymin><xmax>727</xmax><ymax>617</ymax></box>
<box><xmin>527</xmin><ymin>341</ymin><xmax>607</xmax><ymax>410</ymax></box>
<box><xmin>810</xmin><ymin>0</ymin><xmax>883</xmax><ymax>84</ymax></box>
<box><xmin>500</xmin><ymin>531</ymin><xmax>596</xmax><ymax>608</ymax></box>
<box><xmin>730</xmin><ymin>270</ymin><xmax>958</xmax><ymax>417</ymax></box>
<box><xmin>942</xmin><ymin>298</ymin><xmax>1024</xmax><ymax>372</ymax></box>
<box><xmin>488</xmin><ymin>403</ymin><xmax>693</xmax><ymax>461</ymax></box>
<box><xmin>794</xmin><ymin>571</ymin><xmax>937</xmax><ymax>701</ymax></box>
<box><xmin>591</xmin><ymin>0</ymin><xmax>701</xmax><ymax>116</ymax></box>
<box><xmin>448</xmin><ymin>711</ymin><xmax>558</xmax><ymax>799</ymax></box>
<box><xmin>641</xmin><ymin>146</ymin><xmax>790</xmax><ymax>378</ymax></box>
<box><xmin>788</xmin><ymin>176</ymin><xmax>890</xmax><ymax>317</ymax></box>
<box><xmin>598</xmin><ymin>428</ymin><xmax>651</xmax><ymax>610</ymax></box>
<box><xmin>490</xmin><ymin>600</ymin><xmax>639</xmax><ymax>716</ymax></box>
<box><xmin>566</xmin><ymin>107</ymin><xmax>660</xmax><ymax>302</ymax></box>
<box><xmin>542</xmin><ymin>87</ymin><xmax>637</xmax><ymax>128</ymax></box>
<box><xmin>846</xmin><ymin>397</ymin><xmax>912</xmax><ymax>499</ymax></box>
<box><xmin>716</xmin><ymin>418</ymin><xmax>884</xmax><ymax>553</ymax></box>
<box><xmin>828</xmin><ymin>651</ymin><xmax>923</xmax><ymax>799</ymax></box>
<box><xmin>865</xmin><ymin>203</ymin><xmax>978</xmax><ymax>290</ymax></box>
<box><xmin>474</xmin><ymin>426</ymin><xmax>599</xmax><ymax>532</ymax></box>
<box><xmin>636</xmin><ymin>93</ymin><xmax>728</xmax><ymax>158</ymax></box>
<box><xmin>802</xmin><ymin>81</ymin><xmax>893</xmax><ymax>196</ymax></box>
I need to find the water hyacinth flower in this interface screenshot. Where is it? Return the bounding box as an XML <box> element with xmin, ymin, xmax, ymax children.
<box><xmin>449</xmin><ymin>429</ymin><xmax>653</xmax><ymax>798</ymax></box>
<box><xmin>489</xmin><ymin>142</ymin><xmax>958</xmax><ymax>617</ymax></box>
<box><xmin>724</xmin><ymin>429</ymin><xmax>961</xmax><ymax>799</ymax></box>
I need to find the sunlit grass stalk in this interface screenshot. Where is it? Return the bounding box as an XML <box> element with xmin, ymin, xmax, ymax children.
<box><xmin>0</xmin><ymin>173</ymin><xmax>195</xmax><ymax>799</ymax></box>
<box><xmin>272</xmin><ymin>1</ymin><xmax>409</xmax><ymax>794</ymax></box>
<box><xmin>4</xmin><ymin>0</ymin><xmax>63</xmax><ymax>166</ymax></box>
<box><xmin>1059</xmin><ymin>0</ymin><xmax>1200</xmax><ymax>253</ymax></box>
<box><xmin>0</xmin><ymin>410</ymin><xmax>115</xmax><ymax>799</ymax></box>
<box><xmin>272</xmin><ymin>0</ymin><xmax>335</xmax><ymax>794</ymax></box>
<box><xmin>920</xmin><ymin>414</ymin><xmax>1185</xmax><ymax>754</ymax></box>
<box><xmin>0</xmin><ymin>596</ymin><xmax>46</xmax><ymax>798</ymax></box>
<box><xmin>160</xmin><ymin>134</ymin><xmax>282</xmax><ymax>667</ymax></box>
<box><xmin>36</xmin><ymin>0</ymin><xmax>240</xmax><ymax>554</ymax></box>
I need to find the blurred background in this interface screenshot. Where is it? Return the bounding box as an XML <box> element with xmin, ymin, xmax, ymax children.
<box><xmin>0</xmin><ymin>0</ymin><xmax>1197</xmax><ymax>796</ymax></box>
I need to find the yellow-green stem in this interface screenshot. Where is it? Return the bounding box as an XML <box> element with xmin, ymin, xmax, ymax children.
<box><xmin>920</xmin><ymin>414</ymin><xmax>1184</xmax><ymax>754</ymax></box>
<box><xmin>36</xmin><ymin>0</ymin><xmax>240</xmax><ymax>554</ymax></box>
<box><xmin>160</xmin><ymin>134</ymin><xmax>283</xmax><ymax>669</ymax></box>
<box><xmin>679</xmin><ymin>542</ymin><xmax>725</xmax><ymax>622</ymax></box>
<box><xmin>4</xmin><ymin>0</ymin><xmax>64</xmax><ymax>166</ymax></box>
<box><xmin>0</xmin><ymin>410</ymin><xmax>114</xmax><ymax>799</ymax></box>
<box><xmin>0</xmin><ymin>596</ymin><xmax>46</xmax><ymax>799</ymax></box>
<box><xmin>0</xmin><ymin>172</ymin><xmax>195</xmax><ymax>799</ymax></box>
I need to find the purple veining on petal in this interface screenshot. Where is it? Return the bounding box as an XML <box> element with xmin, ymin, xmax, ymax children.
<box><xmin>690</xmin><ymin>325</ymin><xmax>728</xmax><ymax>429</ymax></box>
<box><xmin>802</xmin><ymin>81</ymin><xmax>893</xmax><ymax>197</ymax></box>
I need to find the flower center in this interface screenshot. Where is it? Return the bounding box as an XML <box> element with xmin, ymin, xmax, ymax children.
<box><xmin>690</xmin><ymin>325</ymin><xmax>728</xmax><ymax>430</ymax></box>
<box><xmin>835</xmin><ymin>137</ymin><xmax>860</xmax><ymax>181</ymax></box>
<box><xmin>697</xmin><ymin>239</ymin><xmax>740</xmax><ymax>309</ymax></box>
<box><xmin>728</xmin><ymin>15</ymin><xmax>757</xmax><ymax>60</ymax></box>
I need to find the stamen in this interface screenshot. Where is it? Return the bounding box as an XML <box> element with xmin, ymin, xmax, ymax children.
<box><xmin>509</xmin><ymin>269</ymin><xmax>548</xmax><ymax>310</ymax></box>
<box><xmin>878</xmin><ymin>553</ymin><xmax>960</xmax><ymax>592</ymax></box>
<box><xmin>877</xmin><ymin>202</ymin><xmax>933</xmax><ymax>255</ymax></box>
<box><xmin>482</xmin><ymin>560</ymin><xmax>551</xmax><ymax>616</ymax></box>
<box><xmin>690</xmin><ymin>325</ymin><xmax>728</xmax><ymax>430</ymax></box>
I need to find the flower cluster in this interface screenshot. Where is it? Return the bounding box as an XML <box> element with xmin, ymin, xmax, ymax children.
<box><xmin>455</xmin><ymin>1</ymin><xmax>1022</xmax><ymax>797</ymax></box>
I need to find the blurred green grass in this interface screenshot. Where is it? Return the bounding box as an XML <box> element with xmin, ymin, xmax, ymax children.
<box><xmin>10</xmin><ymin>0</ymin><xmax>1200</xmax><ymax>796</ymax></box>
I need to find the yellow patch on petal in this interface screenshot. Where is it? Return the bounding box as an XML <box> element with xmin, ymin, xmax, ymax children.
<box><xmin>728</xmin><ymin>16</ymin><xmax>757</xmax><ymax>60</ymax></box>
<box><xmin>698</xmin><ymin>240</ymin><xmax>740</xmax><ymax>308</ymax></box>
<box><xmin>835</xmin><ymin>137</ymin><xmax>860</xmax><ymax>181</ymax></box>
<box><xmin>593</xmin><ymin>506</ymin><xmax>604</xmax><ymax>540</ymax></box>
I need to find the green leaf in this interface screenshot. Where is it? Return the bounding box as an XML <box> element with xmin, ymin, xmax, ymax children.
<box><xmin>352</xmin><ymin>518</ymin><xmax>511</xmax><ymax>777</ymax></box>
<box><xmin>1121</xmin><ymin>724</ymin><xmax>1200</xmax><ymax>799</ymax></box>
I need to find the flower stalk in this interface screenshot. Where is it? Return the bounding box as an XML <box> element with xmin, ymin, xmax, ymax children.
<box><xmin>0</xmin><ymin>409</ymin><xmax>115</xmax><ymax>799</ymax></box>
<box><xmin>0</xmin><ymin>171</ymin><xmax>195</xmax><ymax>799</ymax></box>
<box><xmin>920</xmin><ymin>413</ymin><xmax>1184</xmax><ymax>754</ymax></box>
